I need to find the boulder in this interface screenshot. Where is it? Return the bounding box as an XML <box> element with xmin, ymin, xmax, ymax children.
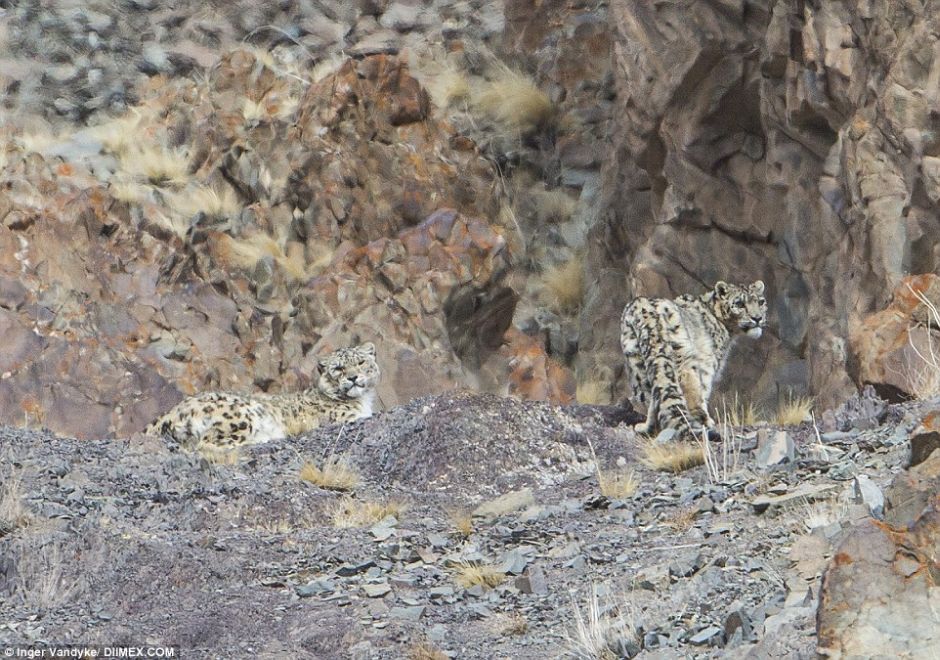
<box><xmin>850</xmin><ymin>274</ymin><xmax>940</xmax><ymax>401</ymax></box>
<box><xmin>817</xmin><ymin>451</ymin><xmax>940</xmax><ymax>657</ymax></box>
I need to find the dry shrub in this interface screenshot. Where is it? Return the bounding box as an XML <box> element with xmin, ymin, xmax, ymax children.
<box><xmin>452</xmin><ymin>561</ymin><xmax>506</xmax><ymax>590</ymax></box>
<box><xmin>13</xmin><ymin>542</ymin><xmax>81</xmax><ymax>610</ymax></box>
<box><xmin>639</xmin><ymin>440</ymin><xmax>704</xmax><ymax>473</ymax></box>
<box><xmin>775</xmin><ymin>394</ymin><xmax>813</xmax><ymax>426</ymax></box>
<box><xmin>329</xmin><ymin>496</ymin><xmax>405</xmax><ymax>528</ymax></box>
<box><xmin>407</xmin><ymin>642</ymin><xmax>448</xmax><ymax>660</ymax></box>
<box><xmin>905</xmin><ymin>284</ymin><xmax>940</xmax><ymax>399</ymax></box>
<box><xmin>473</xmin><ymin>64</ymin><xmax>554</xmax><ymax>134</ymax></box>
<box><xmin>0</xmin><ymin>475</ymin><xmax>30</xmax><ymax>533</ymax></box>
<box><xmin>664</xmin><ymin>506</ymin><xmax>697</xmax><ymax>532</ymax></box>
<box><xmin>563</xmin><ymin>587</ymin><xmax>638</xmax><ymax>660</ymax></box>
<box><xmin>300</xmin><ymin>454</ymin><xmax>360</xmax><ymax>492</ymax></box>
<box><xmin>542</xmin><ymin>257</ymin><xmax>584</xmax><ymax>314</ymax></box>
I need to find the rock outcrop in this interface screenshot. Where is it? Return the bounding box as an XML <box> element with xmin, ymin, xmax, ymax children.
<box><xmin>817</xmin><ymin>447</ymin><xmax>940</xmax><ymax>657</ymax></box>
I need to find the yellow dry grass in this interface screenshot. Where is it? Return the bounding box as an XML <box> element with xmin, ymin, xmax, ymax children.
<box><xmin>722</xmin><ymin>393</ymin><xmax>762</xmax><ymax>427</ymax></box>
<box><xmin>529</xmin><ymin>186</ymin><xmax>577</xmax><ymax>225</ymax></box>
<box><xmin>299</xmin><ymin>455</ymin><xmax>360</xmax><ymax>492</ymax></box>
<box><xmin>597</xmin><ymin>469</ymin><xmax>639</xmax><ymax>500</ymax></box>
<box><xmin>169</xmin><ymin>184</ymin><xmax>240</xmax><ymax>221</ymax></box>
<box><xmin>119</xmin><ymin>143</ymin><xmax>190</xmax><ymax>187</ymax></box>
<box><xmin>490</xmin><ymin>612</ymin><xmax>529</xmax><ymax>636</ymax></box>
<box><xmin>542</xmin><ymin>257</ymin><xmax>584</xmax><ymax>314</ymax></box>
<box><xmin>664</xmin><ymin>506</ymin><xmax>698</xmax><ymax>532</ymax></box>
<box><xmin>329</xmin><ymin>496</ymin><xmax>405</xmax><ymax>528</ymax></box>
<box><xmin>452</xmin><ymin>561</ymin><xmax>506</xmax><ymax>590</ymax></box>
<box><xmin>775</xmin><ymin>394</ymin><xmax>813</xmax><ymax>426</ymax></box>
<box><xmin>196</xmin><ymin>444</ymin><xmax>241</xmax><ymax>466</ymax></box>
<box><xmin>576</xmin><ymin>380</ymin><xmax>609</xmax><ymax>405</ymax></box>
<box><xmin>91</xmin><ymin>110</ymin><xmax>149</xmax><ymax>156</ymax></box>
<box><xmin>109</xmin><ymin>180</ymin><xmax>152</xmax><ymax>205</ymax></box>
<box><xmin>473</xmin><ymin>65</ymin><xmax>554</xmax><ymax>134</ymax></box>
<box><xmin>407</xmin><ymin>642</ymin><xmax>448</xmax><ymax>660</ymax></box>
<box><xmin>447</xmin><ymin>507</ymin><xmax>474</xmax><ymax>537</ymax></box>
<box><xmin>639</xmin><ymin>440</ymin><xmax>705</xmax><ymax>473</ymax></box>
<box><xmin>0</xmin><ymin>475</ymin><xmax>29</xmax><ymax>531</ymax></box>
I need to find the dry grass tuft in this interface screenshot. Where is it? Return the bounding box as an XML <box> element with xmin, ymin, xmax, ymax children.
<box><xmin>722</xmin><ymin>392</ymin><xmax>762</xmax><ymax>427</ymax></box>
<box><xmin>407</xmin><ymin>642</ymin><xmax>448</xmax><ymax>660</ymax></box>
<box><xmin>775</xmin><ymin>394</ymin><xmax>813</xmax><ymax>426</ymax></box>
<box><xmin>14</xmin><ymin>543</ymin><xmax>81</xmax><ymax>610</ymax></box>
<box><xmin>597</xmin><ymin>468</ymin><xmax>638</xmax><ymax>500</ymax></box>
<box><xmin>563</xmin><ymin>587</ymin><xmax>638</xmax><ymax>660</ymax></box>
<box><xmin>119</xmin><ymin>143</ymin><xmax>190</xmax><ymax>187</ymax></box>
<box><xmin>170</xmin><ymin>184</ymin><xmax>240</xmax><ymax>221</ymax></box>
<box><xmin>197</xmin><ymin>444</ymin><xmax>241</xmax><ymax>466</ymax></box>
<box><xmin>0</xmin><ymin>475</ymin><xmax>30</xmax><ymax>533</ymax></box>
<box><xmin>473</xmin><ymin>64</ymin><xmax>554</xmax><ymax>134</ymax></box>
<box><xmin>91</xmin><ymin>110</ymin><xmax>148</xmax><ymax>156</ymax></box>
<box><xmin>576</xmin><ymin>380</ymin><xmax>609</xmax><ymax>405</ymax></box>
<box><xmin>905</xmin><ymin>284</ymin><xmax>940</xmax><ymax>399</ymax></box>
<box><xmin>329</xmin><ymin>496</ymin><xmax>405</xmax><ymax>528</ymax></box>
<box><xmin>542</xmin><ymin>256</ymin><xmax>584</xmax><ymax>314</ymax></box>
<box><xmin>426</xmin><ymin>67</ymin><xmax>472</xmax><ymax>109</ymax></box>
<box><xmin>453</xmin><ymin>561</ymin><xmax>506</xmax><ymax>590</ymax></box>
<box><xmin>447</xmin><ymin>507</ymin><xmax>474</xmax><ymax>537</ymax></box>
<box><xmin>639</xmin><ymin>440</ymin><xmax>705</xmax><ymax>473</ymax></box>
<box><xmin>491</xmin><ymin>612</ymin><xmax>529</xmax><ymax>636</ymax></box>
<box><xmin>300</xmin><ymin>454</ymin><xmax>360</xmax><ymax>492</ymax></box>
<box><xmin>109</xmin><ymin>180</ymin><xmax>152</xmax><ymax>205</ymax></box>
<box><xmin>664</xmin><ymin>506</ymin><xmax>698</xmax><ymax>532</ymax></box>
<box><xmin>529</xmin><ymin>186</ymin><xmax>577</xmax><ymax>225</ymax></box>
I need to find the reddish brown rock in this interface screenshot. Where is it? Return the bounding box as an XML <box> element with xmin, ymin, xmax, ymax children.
<box><xmin>817</xmin><ymin>450</ymin><xmax>940</xmax><ymax>658</ymax></box>
<box><xmin>850</xmin><ymin>274</ymin><xmax>940</xmax><ymax>401</ymax></box>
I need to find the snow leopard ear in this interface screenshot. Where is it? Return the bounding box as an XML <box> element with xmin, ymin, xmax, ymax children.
<box><xmin>751</xmin><ymin>280</ymin><xmax>765</xmax><ymax>295</ymax></box>
<box><xmin>317</xmin><ymin>356</ymin><xmax>329</xmax><ymax>372</ymax></box>
<box><xmin>715</xmin><ymin>281</ymin><xmax>730</xmax><ymax>297</ymax></box>
<box><xmin>360</xmin><ymin>342</ymin><xmax>376</xmax><ymax>356</ymax></box>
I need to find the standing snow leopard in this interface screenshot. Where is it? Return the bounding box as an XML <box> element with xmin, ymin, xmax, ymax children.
<box><xmin>621</xmin><ymin>280</ymin><xmax>767</xmax><ymax>439</ymax></box>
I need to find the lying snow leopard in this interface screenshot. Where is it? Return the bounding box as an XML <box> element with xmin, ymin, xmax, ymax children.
<box><xmin>621</xmin><ymin>281</ymin><xmax>766</xmax><ymax>439</ymax></box>
<box><xmin>146</xmin><ymin>343</ymin><xmax>379</xmax><ymax>448</ymax></box>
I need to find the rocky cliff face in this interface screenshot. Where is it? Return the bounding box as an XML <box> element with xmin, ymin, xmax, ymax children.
<box><xmin>585</xmin><ymin>1</ymin><xmax>940</xmax><ymax>410</ymax></box>
<box><xmin>2</xmin><ymin>0</ymin><xmax>939</xmax><ymax>432</ymax></box>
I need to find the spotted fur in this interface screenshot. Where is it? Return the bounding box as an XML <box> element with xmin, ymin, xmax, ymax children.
<box><xmin>621</xmin><ymin>281</ymin><xmax>767</xmax><ymax>438</ymax></box>
<box><xmin>145</xmin><ymin>343</ymin><xmax>380</xmax><ymax>448</ymax></box>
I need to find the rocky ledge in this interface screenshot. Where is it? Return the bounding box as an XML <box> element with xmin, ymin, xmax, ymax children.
<box><xmin>1</xmin><ymin>390</ymin><xmax>937</xmax><ymax>658</ymax></box>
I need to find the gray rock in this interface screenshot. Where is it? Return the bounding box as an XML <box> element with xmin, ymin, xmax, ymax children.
<box><xmin>689</xmin><ymin>625</ymin><xmax>723</xmax><ymax>645</ymax></box>
<box><xmin>514</xmin><ymin>565</ymin><xmax>548</xmax><ymax>595</ymax></box>
<box><xmin>853</xmin><ymin>475</ymin><xmax>885</xmax><ymax>518</ymax></box>
<box><xmin>755</xmin><ymin>430</ymin><xmax>795</xmax><ymax>471</ymax></box>
<box><xmin>389</xmin><ymin>605</ymin><xmax>425</xmax><ymax>621</ymax></box>
<box><xmin>362</xmin><ymin>582</ymin><xmax>391</xmax><ymax>598</ymax></box>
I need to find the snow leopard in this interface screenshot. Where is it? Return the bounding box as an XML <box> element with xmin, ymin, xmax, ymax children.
<box><xmin>145</xmin><ymin>343</ymin><xmax>379</xmax><ymax>448</ymax></box>
<box><xmin>621</xmin><ymin>280</ymin><xmax>767</xmax><ymax>439</ymax></box>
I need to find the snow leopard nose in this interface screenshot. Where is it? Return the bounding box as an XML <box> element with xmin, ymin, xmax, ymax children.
<box><xmin>751</xmin><ymin>316</ymin><xmax>762</xmax><ymax>324</ymax></box>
